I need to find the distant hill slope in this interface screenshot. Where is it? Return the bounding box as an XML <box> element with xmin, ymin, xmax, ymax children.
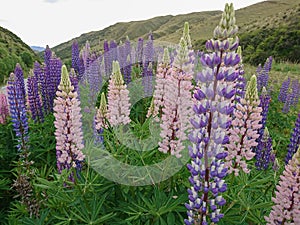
<box><xmin>51</xmin><ymin>0</ymin><xmax>300</xmax><ymax>64</ymax></box>
<box><xmin>0</xmin><ymin>26</ymin><xmax>39</xmax><ymax>84</ymax></box>
<box><xmin>31</xmin><ymin>46</ymin><xmax>45</xmax><ymax>53</ymax></box>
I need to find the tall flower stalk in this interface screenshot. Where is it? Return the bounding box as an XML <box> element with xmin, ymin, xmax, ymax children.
<box><xmin>285</xmin><ymin>112</ymin><xmax>300</xmax><ymax>164</ymax></box>
<box><xmin>159</xmin><ymin>36</ymin><xmax>193</xmax><ymax>158</ymax></box>
<box><xmin>185</xmin><ymin>3</ymin><xmax>239</xmax><ymax>224</ymax></box>
<box><xmin>225</xmin><ymin>75</ymin><xmax>262</xmax><ymax>175</ymax></box>
<box><xmin>265</xmin><ymin>147</ymin><xmax>300</xmax><ymax>225</ymax></box>
<box><xmin>107</xmin><ymin>61</ymin><xmax>131</xmax><ymax>126</ymax></box>
<box><xmin>53</xmin><ymin>65</ymin><xmax>85</xmax><ymax>181</ymax></box>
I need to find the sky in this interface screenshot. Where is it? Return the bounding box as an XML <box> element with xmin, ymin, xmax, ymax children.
<box><xmin>0</xmin><ymin>0</ymin><xmax>264</xmax><ymax>48</ymax></box>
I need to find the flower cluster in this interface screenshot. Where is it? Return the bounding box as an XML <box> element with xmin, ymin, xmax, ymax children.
<box><xmin>159</xmin><ymin>36</ymin><xmax>193</xmax><ymax>158</ymax></box>
<box><xmin>53</xmin><ymin>65</ymin><xmax>85</xmax><ymax>180</ymax></box>
<box><xmin>285</xmin><ymin>112</ymin><xmax>300</xmax><ymax>164</ymax></box>
<box><xmin>185</xmin><ymin>3</ymin><xmax>240</xmax><ymax>224</ymax></box>
<box><xmin>265</xmin><ymin>147</ymin><xmax>300</xmax><ymax>225</ymax></box>
<box><xmin>255</xmin><ymin>127</ymin><xmax>273</xmax><ymax>170</ymax></box>
<box><xmin>107</xmin><ymin>61</ymin><xmax>131</xmax><ymax>126</ymax></box>
<box><xmin>225</xmin><ymin>75</ymin><xmax>262</xmax><ymax>175</ymax></box>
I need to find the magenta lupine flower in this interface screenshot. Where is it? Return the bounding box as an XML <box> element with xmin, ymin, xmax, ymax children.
<box><xmin>0</xmin><ymin>93</ymin><xmax>9</xmax><ymax>124</ymax></box>
<box><xmin>285</xmin><ymin>112</ymin><xmax>300</xmax><ymax>164</ymax></box>
<box><xmin>185</xmin><ymin>4</ymin><xmax>240</xmax><ymax>224</ymax></box>
<box><xmin>147</xmin><ymin>48</ymin><xmax>171</xmax><ymax>119</ymax></box>
<box><xmin>225</xmin><ymin>75</ymin><xmax>262</xmax><ymax>175</ymax></box>
<box><xmin>107</xmin><ymin>61</ymin><xmax>131</xmax><ymax>126</ymax></box>
<box><xmin>53</xmin><ymin>65</ymin><xmax>85</xmax><ymax>179</ymax></box>
<box><xmin>27</xmin><ymin>70</ymin><xmax>43</xmax><ymax>123</ymax></box>
<box><xmin>265</xmin><ymin>147</ymin><xmax>300</xmax><ymax>225</ymax></box>
<box><xmin>159</xmin><ymin>37</ymin><xmax>194</xmax><ymax>159</ymax></box>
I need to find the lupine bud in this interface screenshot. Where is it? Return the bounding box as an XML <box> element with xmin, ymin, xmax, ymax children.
<box><xmin>107</xmin><ymin>61</ymin><xmax>131</xmax><ymax>126</ymax></box>
<box><xmin>265</xmin><ymin>147</ymin><xmax>300</xmax><ymax>224</ymax></box>
<box><xmin>53</xmin><ymin>65</ymin><xmax>85</xmax><ymax>180</ymax></box>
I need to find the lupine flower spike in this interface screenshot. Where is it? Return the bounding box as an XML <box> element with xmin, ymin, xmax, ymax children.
<box><xmin>285</xmin><ymin>112</ymin><xmax>300</xmax><ymax>164</ymax></box>
<box><xmin>225</xmin><ymin>75</ymin><xmax>262</xmax><ymax>175</ymax></box>
<box><xmin>107</xmin><ymin>61</ymin><xmax>131</xmax><ymax>126</ymax></box>
<box><xmin>185</xmin><ymin>3</ymin><xmax>239</xmax><ymax>224</ymax></box>
<box><xmin>159</xmin><ymin>35</ymin><xmax>193</xmax><ymax>158</ymax></box>
<box><xmin>265</xmin><ymin>147</ymin><xmax>300</xmax><ymax>224</ymax></box>
<box><xmin>53</xmin><ymin>65</ymin><xmax>85</xmax><ymax>181</ymax></box>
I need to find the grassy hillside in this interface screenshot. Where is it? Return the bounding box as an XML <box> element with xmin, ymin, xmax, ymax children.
<box><xmin>0</xmin><ymin>26</ymin><xmax>39</xmax><ymax>84</ymax></box>
<box><xmin>51</xmin><ymin>0</ymin><xmax>300</xmax><ymax>64</ymax></box>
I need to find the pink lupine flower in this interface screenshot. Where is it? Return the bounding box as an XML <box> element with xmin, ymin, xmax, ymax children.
<box><xmin>265</xmin><ymin>147</ymin><xmax>300</xmax><ymax>225</ymax></box>
<box><xmin>107</xmin><ymin>61</ymin><xmax>131</xmax><ymax>126</ymax></box>
<box><xmin>0</xmin><ymin>93</ymin><xmax>9</xmax><ymax>124</ymax></box>
<box><xmin>225</xmin><ymin>75</ymin><xmax>262</xmax><ymax>175</ymax></box>
<box><xmin>53</xmin><ymin>65</ymin><xmax>85</xmax><ymax>179</ymax></box>
<box><xmin>158</xmin><ymin>37</ymin><xmax>194</xmax><ymax>158</ymax></box>
<box><xmin>147</xmin><ymin>48</ymin><xmax>171</xmax><ymax>119</ymax></box>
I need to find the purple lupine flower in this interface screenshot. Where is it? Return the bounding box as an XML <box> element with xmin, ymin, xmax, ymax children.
<box><xmin>185</xmin><ymin>4</ymin><xmax>239</xmax><ymax>224</ymax></box>
<box><xmin>285</xmin><ymin>112</ymin><xmax>300</xmax><ymax>164</ymax></box>
<box><xmin>124</xmin><ymin>55</ymin><xmax>132</xmax><ymax>85</ymax></box>
<box><xmin>7</xmin><ymin>73</ymin><xmax>29</xmax><ymax>152</ymax></box>
<box><xmin>53</xmin><ymin>65</ymin><xmax>85</xmax><ymax>181</ymax></box>
<box><xmin>291</xmin><ymin>79</ymin><xmax>300</xmax><ymax>107</ymax></box>
<box><xmin>81</xmin><ymin>41</ymin><xmax>91</xmax><ymax>70</ymax></box>
<box><xmin>142</xmin><ymin>34</ymin><xmax>154</xmax><ymax>96</ymax></box>
<box><xmin>39</xmin><ymin>63</ymin><xmax>51</xmax><ymax>114</ymax></box>
<box><xmin>0</xmin><ymin>93</ymin><xmax>9</xmax><ymax>124</ymax></box>
<box><xmin>87</xmin><ymin>57</ymin><xmax>101</xmax><ymax>100</ymax></box>
<box><xmin>282</xmin><ymin>92</ymin><xmax>293</xmax><ymax>113</ymax></box>
<box><xmin>110</xmin><ymin>40</ymin><xmax>118</xmax><ymax>61</ymax></box>
<box><xmin>44</xmin><ymin>45</ymin><xmax>52</xmax><ymax>68</ymax></box>
<box><xmin>103</xmin><ymin>40</ymin><xmax>112</xmax><ymax>76</ymax></box>
<box><xmin>265</xmin><ymin>147</ymin><xmax>300</xmax><ymax>225</ymax></box>
<box><xmin>278</xmin><ymin>77</ymin><xmax>290</xmax><ymax>102</ymax></box>
<box><xmin>257</xmin><ymin>56</ymin><xmax>272</xmax><ymax>92</ymax></box>
<box><xmin>69</xmin><ymin>68</ymin><xmax>79</xmax><ymax>92</ymax></box>
<box><xmin>33</xmin><ymin>61</ymin><xmax>42</xmax><ymax>86</ymax></box>
<box><xmin>27</xmin><ymin>71</ymin><xmax>43</xmax><ymax>123</ymax></box>
<box><xmin>72</xmin><ymin>40</ymin><xmax>80</xmax><ymax>75</ymax></box>
<box><xmin>255</xmin><ymin>127</ymin><xmax>273</xmax><ymax>170</ymax></box>
<box><xmin>48</xmin><ymin>56</ymin><xmax>62</xmax><ymax>111</ymax></box>
<box><xmin>258</xmin><ymin>87</ymin><xmax>271</xmax><ymax>134</ymax></box>
<box><xmin>14</xmin><ymin>63</ymin><xmax>26</xmax><ymax>102</ymax></box>
<box><xmin>234</xmin><ymin>46</ymin><xmax>246</xmax><ymax>103</ymax></box>
<box><xmin>137</xmin><ymin>37</ymin><xmax>144</xmax><ymax>67</ymax></box>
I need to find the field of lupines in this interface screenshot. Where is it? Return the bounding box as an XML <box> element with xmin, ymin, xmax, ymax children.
<box><xmin>0</xmin><ymin>3</ymin><xmax>300</xmax><ymax>225</ymax></box>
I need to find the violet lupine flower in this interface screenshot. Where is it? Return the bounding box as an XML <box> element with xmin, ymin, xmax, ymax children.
<box><xmin>69</xmin><ymin>68</ymin><xmax>79</xmax><ymax>92</ymax></box>
<box><xmin>137</xmin><ymin>37</ymin><xmax>144</xmax><ymax>67</ymax></box>
<box><xmin>258</xmin><ymin>87</ymin><xmax>271</xmax><ymax>132</ymax></box>
<box><xmin>234</xmin><ymin>46</ymin><xmax>246</xmax><ymax>103</ymax></box>
<box><xmin>282</xmin><ymin>92</ymin><xmax>293</xmax><ymax>113</ymax></box>
<box><xmin>103</xmin><ymin>40</ymin><xmax>112</xmax><ymax>76</ymax></box>
<box><xmin>87</xmin><ymin>57</ymin><xmax>101</xmax><ymax>100</ymax></box>
<box><xmin>159</xmin><ymin>37</ymin><xmax>194</xmax><ymax>159</ymax></box>
<box><xmin>81</xmin><ymin>41</ymin><xmax>91</xmax><ymax>70</ymax></box>
<box><xmin>142</xmin><ymin>34</ymin><xmax>155</xmax><ymax>96</ymax></box>
<box><xmin>185</xmin><ymin>4</ymin><xmax>240</xmax><ymax>224</ymax></box>
<box><xmin>53</xmin><ymin>65</ymin><xmax>85</xmax><ymax>180</ymax></box>
<box><xmin>40</xmin><ymin>63</ymin><xmax>52</xmax><ymax>114</ymax></box>
<box><xmin>33</xmin><ymin>61</ymin><xmax>42</xmax><ymax>86</ymax></box>
<box><xmin>27</xmin><ymin>70</ymin><xmax>43</xmax><ymax>123</ymax></box>
<box><xmin>278</xmin><ymin>77</ymin><xmax>290</xmax><ymax>103</ymax></box>
<box><xmin>256</xmin><ymin>56</ymin><xmax>272</xmax><ymax>92</ymax></box>
<box><xmin>14</xmin><ymin>63</ymin><xmax>26</xmax><ymax>102</ymax></box>
<box><xmin>123</xmin><ymin>54</ymin><xmax>132</xmax><ymax>85</ymax></box>
<box><xmin>265</xmin><ymin>147</ymin><xmax>300</xmax><ymax>225</ymax></box>
<box><xmin>225</xmin><ymin>75</ymin><xmax>262</xmax><ymax>175</ymax></box>
<box><xmin>107</xmin><ymin>61</ymin><xmax>131</xmax><ymax>126</ymax></box>
<box><xmin>72</xmin><ymin>40</ymin><xmax>81</xmax><ymax>75</ymax></box>
<box><xmin>7</xmin><ymin>73</ymin><xmax>29</xmax><ymax>152</ymax></box>
<box><xmin>48</xmin><ymin>56</ymin><xmax>62</xmax><ymax>111</ymax></box>
<box><xmin>110</xmin><ymin>40</ymin><xmax>118</xmax><ymax>61</ymax></box>
<box><xmin>291</xmin><ymin>79</ymin><xmax>300</xmax><ymax>107</ymax></box>
<box><xmin>285</xmin><ymin>112</ymin><xmax>300</xmax><ymax>164</ymax></box>
<box><xmin>147</xmin><ymin>48</ymin><xmax>171</xmax><ymax>119</ymax></box>
<box><xmin>255</xmin><ymin>127</ymin><xmax>273</xmax><ymax>170</ymax></box>
<box><xmin>0</xmin><ymin>93</ymin><xmax>9</xmax><ymax>124</ymax></box>
<box><xmin>44</xmin><ymin>45</ymin><xmax>52</xmax><ymax>67</ymax></box>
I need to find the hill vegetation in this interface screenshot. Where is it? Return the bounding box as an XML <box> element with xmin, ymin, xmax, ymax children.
<box><xmin>0</xmin><ymin>26</ymin><xmax>39</xmax><ymax>84</ymax></box>
<box><xmin>51</xmin><ymin>0</ymin><xmax>300</xmax><ymax>65</ymax></box>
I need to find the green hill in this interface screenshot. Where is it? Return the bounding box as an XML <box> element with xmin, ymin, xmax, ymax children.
<box><xmin>51</xmin><ymin>0</ymin><xmax>300</xmax><ymax>65</ymax></box>
<box><xmin>0</xmin><ymin>26</ymin><xmax>39</xmax><ymax>84</ymax></box>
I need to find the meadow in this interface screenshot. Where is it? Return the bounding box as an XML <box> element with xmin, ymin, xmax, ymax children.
<box><xmin>0</xmin><ymin>3</ymin><xmax>300</xmax><ymax>225</ymax></box>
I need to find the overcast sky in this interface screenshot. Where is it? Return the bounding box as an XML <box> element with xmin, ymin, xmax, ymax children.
<box><xmin>0</xmin><ymin>0</ymin><xmax>263</xmax><ymax>48</ymax></box>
